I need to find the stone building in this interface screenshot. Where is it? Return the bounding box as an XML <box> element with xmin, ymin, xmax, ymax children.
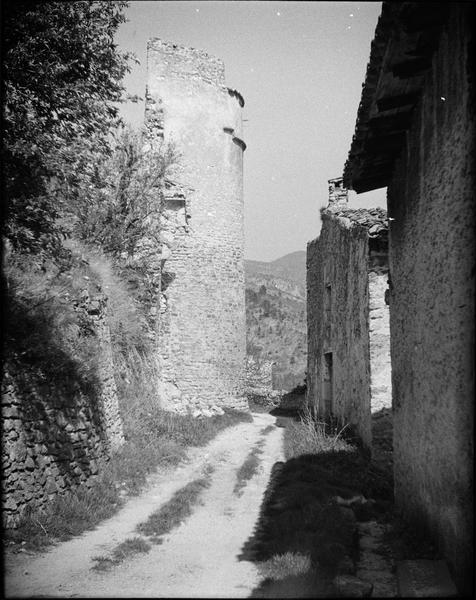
<box><xmin>306</xmin><ymin>178</ymin><xmax>390</xmax><ymax>449</ymax></box>
<box><xmin>343</xmin><ymin>2</ymin><xmax>474</xmax><ymax>592</ymax></box>
<box><xmin>146</xmin><ymin>40</ymin><xmax>248</xmax><ymax>414</ymax></box>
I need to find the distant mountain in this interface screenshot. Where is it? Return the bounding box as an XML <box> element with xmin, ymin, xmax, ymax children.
<box><xmin>245</xmin><ymin>251</ymin><xmax>307</xmax><ymax>391</ymax></box>
<box><xmin>246</xmin><ymin>250</ymin><xmax>306</xmax><ymax>285</ymax></box>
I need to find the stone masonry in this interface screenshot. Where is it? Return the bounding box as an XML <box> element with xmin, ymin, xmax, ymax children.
<box><xmin>146</xmin><ymin>39</ymin><xmax>248</xmax><ymax>414</ymax></box>
<box><xmin>245</xmin><ymin>356</ymin><xmax>274</xmax><ymax>397</ymax></box>
<box><xmin>306</xmin><ymin>179</ymin><xmax>390</xmax><ymax>449</ymax></box>
<box><xmin>2</xmin><ymin>289</ymin><xmax>124</xmax><ymax>528</ymax></box>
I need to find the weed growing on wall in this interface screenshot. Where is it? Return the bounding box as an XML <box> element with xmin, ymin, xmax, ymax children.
<box><xmin>71</xmin><ymin>243</ymin><xmax>154</xmax><ymax>365</ymax></box>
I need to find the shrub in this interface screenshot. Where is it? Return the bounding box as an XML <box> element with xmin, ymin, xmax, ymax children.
<box><xmin>73</xmin><ymin>127</ymin><xmax>178</xmax><ymax>261</ymax></box>
<box><xmin>284</xmin><ymin>408</ymin><xmax>352</xmax><ymax>460</ymax></box>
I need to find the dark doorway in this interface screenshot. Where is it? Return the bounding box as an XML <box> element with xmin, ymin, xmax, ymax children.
<box><xmin>322</xmin><ymin>352</ymin><xmax>333</xmax><ymax>415</ymax></box>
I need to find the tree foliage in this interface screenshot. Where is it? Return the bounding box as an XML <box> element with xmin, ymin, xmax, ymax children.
<box><xmin>1</xmin><ymin>0</ymin><xmax>132</xmax><ymax>263</ymax></box>
<box><xmin>75</xmin><ymin>127</ymin><xmax>177</xmax><ymax>260</ymax></box>
<box><xmin>70</xmin><ymin>126</ymin><xmax>178</xmax><ymax>341</ymax></box>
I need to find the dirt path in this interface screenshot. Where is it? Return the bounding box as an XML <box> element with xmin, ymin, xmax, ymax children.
<box><xmin>5</xmin><ymin>412</ymin><xmax>284</xmax><ymax>598</ymax></box>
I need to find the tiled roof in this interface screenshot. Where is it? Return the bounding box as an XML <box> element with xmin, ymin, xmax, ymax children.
<box><xmin>325</xmin><ymin>207</ymin><xmax>388</xmax><ymax>238</ymax></box>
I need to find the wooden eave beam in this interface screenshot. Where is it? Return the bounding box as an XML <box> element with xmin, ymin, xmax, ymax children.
<box><xmin>364</xmin><ymin>132</ymin><xmax>406</xmax><ymax>153</ymax></box>
<box><xmin>367</xmin><ymin>111</ymin><xmax>414</xmax><ymax>133</ymax></box>
<box><xmin>390</xmin><ymin>57</ymin><xmax>433</xmax><ymax>78</ymax></box>
<box><xmin>376</xmin><ymin>92</ymin><xmax>420</xmax><ymax>111</ymax></box>
<box><xmin>353</xmin><ymin>177</ymin><xmax>391</xmax><ymax>194</ymax></box>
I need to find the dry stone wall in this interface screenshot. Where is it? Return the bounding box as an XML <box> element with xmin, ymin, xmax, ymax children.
<box><xmin>146</xmin><ymin>39</ymin><xmax>248</xmax><ymax>414</ymax></box>
<box><xmin>387</xmin><ymin>5</ymin><xmax>474</xmax><ymax>589</ymax></box>
<box><xmin>2</xmin><ymin>290</ymin><xmax>123</xmax><ymax>528</ymax></box>
<box><xmin>83</xmin><ymin>291</ymin><xmax>124</xmax><ymax>450</ymax></box>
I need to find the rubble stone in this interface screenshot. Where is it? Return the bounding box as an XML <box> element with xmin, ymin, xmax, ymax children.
<box><xmin>333</xmin><ymin>574</ymin><xmax>373</xmax><ymax>598</ymax></box>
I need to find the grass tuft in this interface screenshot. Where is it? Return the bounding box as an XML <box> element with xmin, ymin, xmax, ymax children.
<box><xmin>91</xmin><ymin>536</ymin><xmax>151</xmax><ymax>571</ymax></box>
<box><xmin>260</xmin><ymin>424</ymin><xmax>276</xmax><ymax>436</ymax></box>
<box><xmin>7</xmin><ymin>474</ymin><xmax>121</xmax><ymax>551</ymax></box>
<box><xmin>136</xmin><ymin>470</ymin><xmax>214</xmax><ymax>543</ymax></box>
<box><xmin>257</xmin><ymin>552</ymin><xmax>312</xmax><ymax>581</ymax></box>
<box><xmin>284</xmin><ymin>408</ymin><xmax>352</xmax><ymax>460</ymax></box>
<box><xmin>233</xmin><ymin>441</ymin><xmax>265</xmax><ymax>496</ymax></box>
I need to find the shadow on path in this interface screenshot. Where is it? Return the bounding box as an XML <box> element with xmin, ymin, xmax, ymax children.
<box><xmin>238</xmin><ymin>404</ymin><xmax>397</xmax><ymax>598</ymax></box>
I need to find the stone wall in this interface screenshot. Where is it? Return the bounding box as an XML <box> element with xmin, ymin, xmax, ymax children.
<box><xmin>387</xmin><ymin>5</ymin><xmax>474</xmax><ymax>589</ymax></box>
<box><xmin>83</xmin><ymin>291</ymin><xmax>124</xmax><ymax>450</ymax></box>
<box><xmin>306</xmin><ymin>209</ymin><xmax>373</xmax><ymax>448</ymax></box>
<box><xmin>146</xmin><ymin>39</ymin><xmax>248</xmax><ymax>414</ymax></box>
<box><xmin>245</xmin><ymin>356</ymin><xmax>274</xmax><ymax>395</ymax></box>
<box><xmin>2</xmin><ymin>290</ymin><xmax>124</xmax><ymax>527</ymax></box>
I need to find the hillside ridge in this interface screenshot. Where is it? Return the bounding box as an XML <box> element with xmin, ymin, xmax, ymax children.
<box><xmin>245</xmin><ymin>250</ymin><xmax>307</xmax><ymax>391</ymax></box>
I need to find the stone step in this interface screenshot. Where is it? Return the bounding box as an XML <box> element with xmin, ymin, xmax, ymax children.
<box><xmin>356</xmin><ymin>521</ymin><xmax>397</xmax><ymax>597</ymax></box>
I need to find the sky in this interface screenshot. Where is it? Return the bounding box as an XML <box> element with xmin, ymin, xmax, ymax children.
<box><xmin>116</xmin><ymin>1</ymin><xmax>386</xmax><ymax>262</ymax></box>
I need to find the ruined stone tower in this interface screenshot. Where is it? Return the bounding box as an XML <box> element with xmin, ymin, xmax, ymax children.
<box><xmin>146</xmin><ymin>39</ymin><xmax>247</xmax><ymax>414</ymax></box>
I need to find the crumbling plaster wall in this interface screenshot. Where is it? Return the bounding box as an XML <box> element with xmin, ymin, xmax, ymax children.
<box><xmin>2</xmin><ymin>290</ymin><xmax>124</xmax><ymax>528</ymax></box>
<box><xmin>306</xmin><ymin>211</ymin><xmax>372</xmax><ymax>447</ymax></box>
<box><xmin>146</xmin><ymin>40</ymin><xmax>247</xmax><ymax>414</ymax></box>
<box><xmin>368</xmin><ymin>255</ymin><xmax>391</xmax><ymax>414</ymax></box>
<box><xmin>387</xmin><ymin>5</ymin><xmax>474</xmax><ymax>589</ymax></box>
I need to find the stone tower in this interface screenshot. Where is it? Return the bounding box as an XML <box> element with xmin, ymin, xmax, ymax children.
<box><xmin>146</xmin><ymin>39</ymin><xmax>248</xmax><ymax>414</ymax></box>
